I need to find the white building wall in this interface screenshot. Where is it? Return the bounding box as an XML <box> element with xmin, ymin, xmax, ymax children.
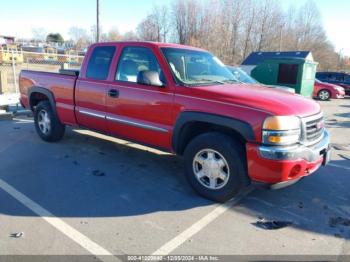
<box><xmin>239</xmin><ymin>65</ymin><xmax>256</xmax><ymax>75</ymax></box>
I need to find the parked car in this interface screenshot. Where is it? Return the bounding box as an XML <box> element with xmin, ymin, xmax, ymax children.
<box><xmin>227</xmin><ymin>66</ymin><xmax>295</xmax><ymax>93</ymax></box>
<box><xmin>313</xmin><ymin>79</ymin><xmax>345</xmax><ymax>101</ymax></box>
<box><xmin>19</xmin><ymin>42</ymin><xmax>330</xmax><ymax>202</ymax></box>
<box><xmin>316</xmin><ymin>71</ymin><xmax>350</xmax><ymax>95</ymax></box>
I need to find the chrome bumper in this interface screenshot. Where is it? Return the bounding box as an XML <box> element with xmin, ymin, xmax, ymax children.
<box><xmin>259</xmin><ymin>130</ymin><xmax>330</xmax><ymax>162</ymax></box>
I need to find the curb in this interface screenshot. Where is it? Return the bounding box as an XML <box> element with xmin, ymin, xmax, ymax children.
<box><xmin>13</xmin><ymin>110</ymin><xmax>33</xmax><ymax>117</ymax></box>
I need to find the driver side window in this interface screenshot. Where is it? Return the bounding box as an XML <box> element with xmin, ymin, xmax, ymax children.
<box><xmin>115</xmin><ymin>46</ymin><xmax>163</xmax><ymax>83</ymax></box>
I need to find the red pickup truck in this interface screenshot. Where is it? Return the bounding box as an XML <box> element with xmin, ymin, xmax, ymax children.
<box><xmin>19</xmin><ymin>42</ymin><xmax>330</xmax><ymax>202</ymax></box>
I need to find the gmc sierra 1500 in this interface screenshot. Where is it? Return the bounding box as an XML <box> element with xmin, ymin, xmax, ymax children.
<box><xmin>19</xmin><ymin>42</ymin><xmax>331</xmax><ymax>202</ymax></box>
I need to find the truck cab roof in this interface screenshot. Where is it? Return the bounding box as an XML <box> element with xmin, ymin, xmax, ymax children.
<box><xmin>89</xmin><ymin>41</ymin><xmax>206</xmax><ymax>52</ymax></box>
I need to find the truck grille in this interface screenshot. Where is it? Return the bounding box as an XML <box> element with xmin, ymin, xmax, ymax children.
<box><xmin>303</xmin><ymin>114</ymin><xmax>324</xmax><ymax>145</ymax></box>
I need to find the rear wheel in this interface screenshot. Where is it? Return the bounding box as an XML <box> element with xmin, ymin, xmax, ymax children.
<box><xmin>318</xmin><ymin>89</ymin><xmax>331</xmax><ymax>101</ymax></box>
<box><xmin>34</xmin><ymin>101</ymin><xmax>65</xmax><ymax>142</ymax></box>
<box><xmin>184</xmin><ymin>132</ymin><xmax>249</xmax><ymax>202</ymax></box>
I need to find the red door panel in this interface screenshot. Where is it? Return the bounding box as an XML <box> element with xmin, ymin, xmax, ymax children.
<box><xmin>106</xmin><ymin>82</ymin><xmax>174</xmax><ymax>150</ymax></box>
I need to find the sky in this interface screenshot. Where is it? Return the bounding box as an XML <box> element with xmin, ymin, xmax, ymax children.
<box><xmin>0</xmin><ymin>0</ymin><xmax>349</xmax><ymax>55</ymax></box>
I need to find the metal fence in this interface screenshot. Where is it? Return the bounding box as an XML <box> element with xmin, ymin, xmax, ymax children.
<box><xmin>0</xmin><ymin>51</ymin><xmax>84</xmax><ymax>94</ymax></box>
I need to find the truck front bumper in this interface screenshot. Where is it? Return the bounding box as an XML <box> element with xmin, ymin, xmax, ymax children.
<box><xmin>246</xmin><ymin>130</ymin><xmax>330</xmax><ymax>187</ymax></box>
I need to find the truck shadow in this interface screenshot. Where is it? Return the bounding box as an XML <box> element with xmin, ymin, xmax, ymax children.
<box><xmin>240</xmin><ymin>160</ymin><xmax>350</xmax><ymax>239</ymax></box>
<box><xmin>0</xmin><ymin>124</ymin><xmax>349</xmax><ymax>240</ymax></box>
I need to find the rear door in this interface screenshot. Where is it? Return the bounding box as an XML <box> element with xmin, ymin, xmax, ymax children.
<box><xmin>106</xmin><ymin>44</ymin><xmax>174</xmax><ymax>150</ymax></box>
<box><xmin>75</xmin><ymin>45</ymin><xmax>116</xmax><ymax>132</ymax></box>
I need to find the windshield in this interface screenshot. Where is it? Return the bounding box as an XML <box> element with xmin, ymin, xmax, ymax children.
<box><xmin>161</xmin><ymin>48</ymin><xmax>238</xmax><ymax>86</ymax></box>
<box><xmin>226</xmin><ymin>66</ymin><xmax>258</xmax><ymax>84</ymax></box>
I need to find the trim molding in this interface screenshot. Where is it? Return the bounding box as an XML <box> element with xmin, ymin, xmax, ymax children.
<box><xmin>79</xmin><ymin>109</ymin><xmax>105</xmax><ymax>119</ymax></box>
<box><xmin>106</xmin><ymin>115</ymin><xmax>168</xmax><ymax>133</ymax></box>
<box><xmin>78</xmin><ymin>109</ymin><xmax>168</xmax><ymax>133</ymax></box>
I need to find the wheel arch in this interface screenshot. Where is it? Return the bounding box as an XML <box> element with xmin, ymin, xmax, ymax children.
<box><xmin>28</xmin><ymin>86</ymin><xmax>57</xmax><ymax>114</ymax></box>
<box><xmin>172</xmin><ymin>111</ymin><xmax>256</xmax><ymax>155</ymax></box>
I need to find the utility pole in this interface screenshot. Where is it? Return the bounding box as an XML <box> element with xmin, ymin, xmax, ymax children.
<box><xmin>96</xmin><ymin>0</ymin><xmax>100</xmax><ymax>42</ymax></box>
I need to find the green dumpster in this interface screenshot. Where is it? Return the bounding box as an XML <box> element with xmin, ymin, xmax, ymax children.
<box><xmin>251</xmin><ymin>57</ymin><xmax>318</xmax><ymax>97</ymax></box>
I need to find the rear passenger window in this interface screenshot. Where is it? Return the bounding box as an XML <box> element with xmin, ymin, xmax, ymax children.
<box><xmin>86</xmin><ymin>46</ymin><xmax>116</xmax><ymax>80</ymax></box>
<box><xmin>115</xmin><ymin>46</ymin><xmax>162</xmax><ymax>83</ymax></box>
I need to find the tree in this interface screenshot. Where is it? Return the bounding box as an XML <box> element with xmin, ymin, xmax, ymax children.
<box><xmin>122</xmin><ymin>31</ymin><xmax>138</xmax><ymax>41</ymax></box>
<box><xmin>68</xmin><ymin>27</ymin><xmax>88</xmax><ymax>42</ymax></box>
<box><xmin>132</xmin><ymin>0</ymin><xmax>340</xmax><ymax>69</ymax></box>
<box><xmin>68</xmin><ymin>27</ymin><xmax>90</xmax><ymax>49</ymax></box>
<box><xmin>108</xmin><ymin>27</ymin><xmax>122</xmax><ymax>41</ymax></box>
<box><xmin>46</xmin><ymin>33</ymin><xmax>64</xmax><ymax>44</ymax></box>
<box><xmin>171</xmin><ymin>0</ymin><xmax>202</xmax><ymax>45</ymax></box>
<box><xmin>90</xmin><ymin>25</ymin><xmax>98</xmax><ymax>43</ymax></box>
<box><xmin>136</xmin><ymin>5</ymin><xmax>170</xmax><ymax>42</ymax></box>
<box><xmin>242</xmin><ymin>0</ymin><xmax>257</xmax><ymax>60</ymax></box>
<box><xmin>137</xmin><ymin>14</ymin><xmax>160</xmax><ymax>41</ymax></box>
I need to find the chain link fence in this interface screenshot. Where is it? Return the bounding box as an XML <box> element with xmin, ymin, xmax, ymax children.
<box><xmin>0</xmin><ymin>51</ymin><xmax>84</xmax><ymax>95</ymax></box>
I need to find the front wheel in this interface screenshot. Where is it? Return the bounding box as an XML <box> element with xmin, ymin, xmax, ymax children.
<box><xmin>184</xmin><ymin>132</ymin><xmax>249</xmax><ymax>202</ymax></box>
<box><xmin>318</xmin><ymin>89</ymin><xmax>331</xmax><ymax>101</ymax></box>
<box><xmin>34</xmin><ymin>101</ymin><xmax>65</xmax><ymax>142</ymax></box>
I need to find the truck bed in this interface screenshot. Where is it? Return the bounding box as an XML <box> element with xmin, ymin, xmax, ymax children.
<box><xmin>19</xmin><ymin>70</ymin><xmax>78</xmax><ymax>125</ymax></box>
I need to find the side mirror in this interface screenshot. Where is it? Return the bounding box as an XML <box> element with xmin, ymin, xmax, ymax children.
<box><xmin>137</xmin><ymin>70</ymin><xmax>164</xmax><ymax>87</ymax></box>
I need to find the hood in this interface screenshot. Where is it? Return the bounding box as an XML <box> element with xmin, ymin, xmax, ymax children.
<box><xmin>194</xmin><ymin>84</ymin><xmax>320</xmax><ymax>117</ymax></box>
<box><xmin>264</xmin><ymin>84</ymin><xmax>295</xmax><ymax>93</ymax></box>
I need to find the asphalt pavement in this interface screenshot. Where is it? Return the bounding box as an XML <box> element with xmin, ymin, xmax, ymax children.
<box><xmin>0</xmin><ymin>98</ymin><xmax>349</xmax><ymax>261</ymax></box>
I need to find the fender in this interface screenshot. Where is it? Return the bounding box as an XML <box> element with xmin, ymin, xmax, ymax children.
<box><xmin>172</xmin><ymin>111</ymin><xmax>256</xmax><ymax>153</ymax></box>
<box><xmin>28</xmin><ymin>86</ymin><xmax>57</xmax><ymax>114</ymax></box>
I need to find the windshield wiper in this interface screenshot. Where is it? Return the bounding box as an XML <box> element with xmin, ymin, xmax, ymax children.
<box><xmin>194</xmin><ymin>79</ymin><xmax>225</xmax><ymax>85</ymax></box>
<box><xmin>222</xmin><ymin>79</ymin><xmax>242</xmax><ymax>84</ymax></box>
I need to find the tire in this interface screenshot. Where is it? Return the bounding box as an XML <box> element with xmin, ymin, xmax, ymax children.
<box><xmin>34</xmin><ymin>101</ymin><xmax>65</xmax><ymax>142</ymax></box>
<box><xmin>184</xmin><ymin>132</ymin><xmax>249</xmax><ymax>202</ymax></box>
<box><xmin>318</xmin><ymin>89</ymin><xmax>331</xmax><ymax>101</ymax></box>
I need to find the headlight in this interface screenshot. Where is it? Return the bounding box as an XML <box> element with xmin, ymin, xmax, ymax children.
<box><xmin>334</xmin><ymin>86</ymin><xmax>344</xmax><ymax>92</ymax></box>
<box><xmin>262</xmin><ymin>116</ymin><xmax>301</xmax><ymax>145</ymax></box>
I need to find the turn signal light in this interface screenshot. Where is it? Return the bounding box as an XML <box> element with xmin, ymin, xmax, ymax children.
<box><xmin>268</xmin><ymin>136</ymin><xmax>282</xmax><ymax>143</ymax></box>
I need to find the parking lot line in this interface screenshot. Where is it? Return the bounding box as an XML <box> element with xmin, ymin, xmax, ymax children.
<box><xmin>0</xmin><ymin>178</ymin><xmax>120</xmax><ymax>261</ymax></box>
<box><xmin>152</xmin><ymin>186</ymin><xmax>254</xmax><ymax>255</ymax></box>
<box><xmin>12</xmin><ymin>118</ymin><xmax>34</xmax><ymax>123</ymax></box>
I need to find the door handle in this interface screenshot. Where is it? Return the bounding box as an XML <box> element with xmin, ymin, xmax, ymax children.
<box><xmin>108</xmin><ymin>89</ymin><xmax>119</xmax><ymax>98</ymax></box>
